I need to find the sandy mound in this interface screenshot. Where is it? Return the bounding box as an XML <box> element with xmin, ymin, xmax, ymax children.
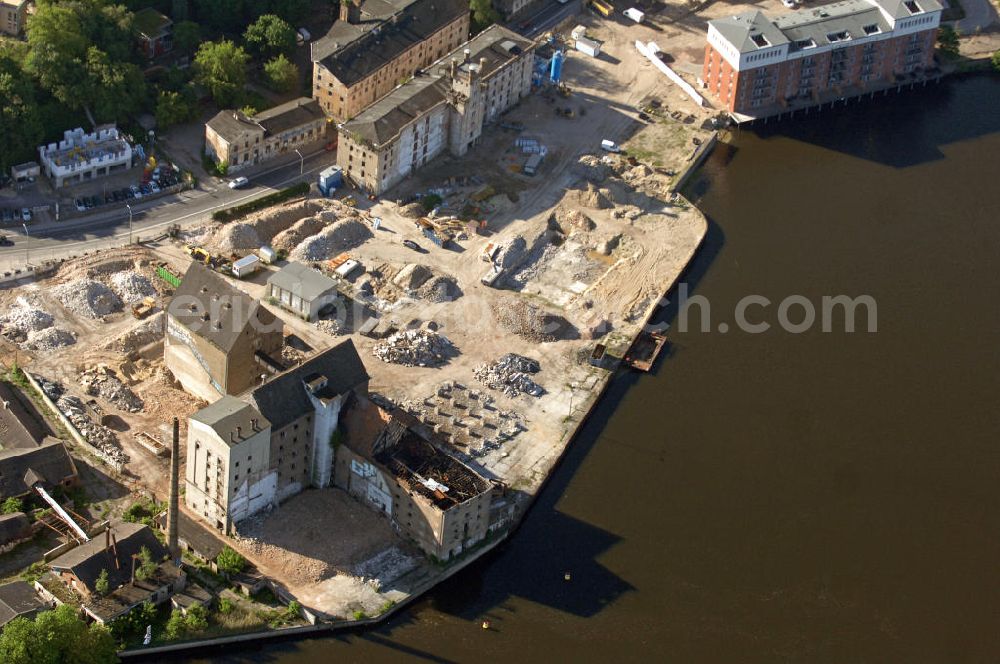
<box><xmin>290</xmin><ymin>218</ymin><xmax>373</xmax><ymax>261</ymax></box>
<box><xmin>393</xmin><ymin>264</ymin><xmax>433</xmax><ymax>291</ymax></box>
<box><xmin>272</xmin><ymin>216</ymin><xmax>327</xmax><ymax>252</ymax></box>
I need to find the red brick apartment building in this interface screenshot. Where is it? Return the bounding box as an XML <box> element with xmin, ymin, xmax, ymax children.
<box><xmin>702</xmin><ymin>0</ymin><xmax>942</xmax><ymax>119</ymax></box>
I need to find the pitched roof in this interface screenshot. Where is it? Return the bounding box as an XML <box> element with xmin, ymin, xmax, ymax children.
<box><xmin>0</xmin><ymin>381</ymin><xmax>52</xmax><ymax>451</ymax></box>
<box><xmin>250</xmin><ymin>340</ymin><xmax>369</xmax><ymax>430</ymax></box>
<box><xmin>266</xmin><ymin>261</ymin><xmax>340</xmax><ymax>303</ymax></box>
<box><xmin>342</xmin><ymin>24</ymin><xmax>533</xmax><ymax>146</ymax></box>
<box><xmin>0</xmin><ymin>581</ymin><xmax>45</xmax><ymax>627</ymax></box>
<box><xmin>0</xmin><ymin>439</ymin><xmax>77</xmax><ymax>499</ymax></box>
<box><xmin>710</xmin><ymin>10</ymin><xmax>789</xmax><ymax>53</ymax></box>
<box><xmin>190</xmin><ymin>396</ymin><xmax>269</xmax><ymax>446</ymax></box>
<box><xmin>312</xmin><ymin>0</ymin><xmax>469</xmax><ymax>87</ymax></box>
<box><xmin>49</xmin><ymin>522</ymin><xmax>167</xmax><ymax>592</ymax></box>
<box><xmin>167</xmin><ymin>263</ymin><xmax>280</xmax><ymax>354</ymax></box>
<box><xmin>0</xmin><ymin>512</ymin><xmax>31</xmax><ymax>546</ymax></box>
<box><xmin>254</xmin><ymin>98</ymin><xmax>326</xmax><ymax>135</ymax></box>
<box><xmin>133</xmin><ymin>7</ymin><xmax>172</xmax><ymax>38</ymax></box>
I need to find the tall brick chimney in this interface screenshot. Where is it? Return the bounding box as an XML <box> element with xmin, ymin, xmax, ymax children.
<box><xmin>340</xmin><ymin>0</ymin><xmax>362</xmax><ymax>24</ymax></box>
<box><xmin>167</xmin><ymin>417</ymin><xmax>180</xmax><ymax>558</ymax></box>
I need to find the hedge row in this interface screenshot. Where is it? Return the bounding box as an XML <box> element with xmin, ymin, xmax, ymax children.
<box><xmin>212</xmin><ymin>182</ymin><xmax>311</xmax><ymax>223</ymax></box>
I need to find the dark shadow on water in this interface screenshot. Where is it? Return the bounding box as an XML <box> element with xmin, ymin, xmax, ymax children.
<box><xmin>746</xmin><ymin>74</ymin><xmax>1000</xmax><ymax>169</ymax></box>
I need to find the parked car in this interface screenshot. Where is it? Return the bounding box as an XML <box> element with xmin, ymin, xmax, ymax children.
<box><xmin>402</xmin><ymin>239</ymin><xmax>423</xmax><ymax>252</ymax></box>
<box><xmin>0</xmin><ymin>235</ymin><xmax>13</xmax><ymax>246</ymax></box>
<box><xmin>75</xmin><ymin>198</ymin><xmax>86</xmax><ymax>212</ymax></box>
<box><xmin>601</xmin><ymin>139</ymin><xmax>621</xmax><ymax>153</ymax></box>
<box><xmin>782</xmin><ymin>0</ymin><xmax>795</xmax><ymax>6</ymax></box>
<box><xmin>149</xmin><ymin>181</ymin><xmax>161</xmax><ymax>194</ymax></box>
<box><xmin>21</xmin><ymin>208</ymin><xmax>32</xmax><ymax>222</ymax></box>
<box><xmin>228</xmin><ymin>176</ymin><xmax>250</xmax><ymax>189</ymax></box>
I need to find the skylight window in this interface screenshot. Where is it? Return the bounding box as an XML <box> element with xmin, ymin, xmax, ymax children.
<box><xmin>827</xmin><ymin>31</ymin><xmax>850</xmax><ymax>43</ymax></box>
<box><xmin>795</xmin><ymin>38</ymin><xmax>816</xmax><ymax>49</ymax></box>
<box><xmin>751</xmin><ymin>33</ymin><xmax>770</xmax><ymax>48</ymax></box>
<box><xmin>904</xmin><ymin>0</ymin><xmax>922</xmax><ymax>13</ymax></box>
<box><xmin>862</xmin><ymin>24</ymin><xmax>881</xmax><ymax>35</ymax></box>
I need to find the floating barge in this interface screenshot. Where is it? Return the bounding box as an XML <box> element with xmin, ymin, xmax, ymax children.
<box><xmin>624</xmin><ymin>330</ymin><xmax>668</xmax><ymax>372</ymax></box>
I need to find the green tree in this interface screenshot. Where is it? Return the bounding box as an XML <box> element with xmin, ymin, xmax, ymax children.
<box><xmin>216</xmin><ymin>546</ymin><xmax>246</xmax><ymax>575</ymax></box>
<box><xmin>1</xmin><ymin>496</ymin><xmax>24</xmax><ymax>514</ymax></box>
<box><xmin>0</xmin><ymin>604</ymin><xmax>118</xmax><ymax>664</ymax></box>
<box><xmin>937</xmin><ymin>25</ymin><xmax>960</xmax><ymax>57</ymax></box>
<box><xmin>992</xmin><ymin>49</ymin><xmax>1000</xmax><ymax>72</ymax></box>
<box><xmin>193</xmin><ymin>0</ymin><xmax>244</xmax><ymax>34</ymax></box>
<box><xmin>164</xmin><ymin>608</ymin><xmax>186</xmax><ymax>640</ymax></box>
<box><xmin>94</xmin><ymin>568</ymin><xmax>111</xmax><ymax>596</ymax></box>
<box><xmin>264</xmin><ymin>54</ymin><xmax>298</xmax><ymax>93</ymax></box>
<box><xmin>469</xmin><ymin>0</ymin><xmax>499</xmax><ymax>29</ymax></box>
<box><xmin>26</xmin><ymin>0</ymin><xmax>135</xmax><ymax>115</ymax></box>
<box><xmin>134</xmin><ymin>546</ymin><xmax>157</xmax><ymax>582</ymax></box>
<box><xmin>244</xmin><ymin>14</ymin><xmax>296</xmax><ymax>60</ymax></box>
<box><xmin>156</xmin><ymin>89</ymin><xmax>197</xmax><ymax>129</ymax></box>
<box><xmin>84</xmin><ymin>47</ymin><xmax>148</xmax><ymax>124</ymax></box>
<box><xmin>184</xmin><ymin>604</ymin><xmax>208</xmax><ymax>631</ymax></box>
<box><xmin>194</xmin><ymin>40</ymin><xmax>249</xmax><ymax>107</ymax></box>
<box><xmin>172</xmin><ymin>20</ymin><xmax>202</xmax><ymax>54</ymax></box>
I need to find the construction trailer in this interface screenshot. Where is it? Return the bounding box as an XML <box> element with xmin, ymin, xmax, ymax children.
<box><xmin>590</xmin><ymin>0</ymin><xmax>613</xmax><ymax>17</ymax></box>
<box><xmin>576</xmin><ymin>37</ymin><xmax>602</xmax><ymax>58</ymax></box>
<box><xmin>523</xmin><ymin>153</ymin><xmax>543</xmax><ymax>176</ymax></box>
<box><xmin>624</xmin><ymin>7</ymin><xmax>644</xmax><ymax>22</ymax></box>
<box><xmin>232</xmin><ymin>254</ymin><xmax>261</xmax><ymax>279</ymax></box>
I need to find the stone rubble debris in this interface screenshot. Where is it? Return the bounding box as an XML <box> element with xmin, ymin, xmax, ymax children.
<box><xmin>108</xmin><ymin>271</ymin><xmax>157</xmax><ymax>304</ymax></box>
<box><xmin>491</xmin><ymin>299</ymin><xmax>568</xmax><ymax>342</ymax></box>
<box><xmin>0</xmin><ymin>296</ymin><xmax>54</xmax><ymax>341</ymax></box>
<box><xmin>37</xmin><ymin>377</ymin><xmax>129</xmax><ymax>466</ymax></box>
<box><xmin>372</xmin><ymin>329</ymin><xmax>457</xmax><ymax>367</ymax></box>
<box><xmin>24</xmin><ymin>327</ymin><xmax>77</xmax><ymax>351</ymax></box>
<box><xmin>416</xmin><ymin>275</ymin><xmax>462</xmax><ymax>303</ymax></box>
<box><xmin>52</xmin><ymin>279</ymin><xmax>123</xmax><ymax>319</ymax></box>
<box><xmin>80</xmin><ymin>365</ymin><xmax>144</xmax><ymax>413</ymax></box>
<box><xmin>103</xmin><ymin>312</ymin><xmax>164</xmax><ymax>354</ymax></box>
<box><xmin>290</xmin><ymin>218</ymin><xmax>373</xmax><ymax>261</ymax></box>
<box><xmin>474</xmin><ymin>353</ymin><xmax>544</xmax><ymax>397</ymax></box>
<box><xmin>315</xmin><ymin>319</ymin><xmax>342</xmax><ymax>336</ymax></box>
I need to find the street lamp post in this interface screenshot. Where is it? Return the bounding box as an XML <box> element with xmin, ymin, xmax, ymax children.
<box><xmin>294</xmin><ymin>149</ymin><xmax>304</xmax><ymax>175</ymax></box>
<box><xmin>125</xmin><ymin>203</ymin><xmax>133</xmax><ymax>245</ymax></box>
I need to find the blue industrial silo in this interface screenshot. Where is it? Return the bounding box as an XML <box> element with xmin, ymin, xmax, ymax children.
<box><xmin>550</xmin><ymin>50</ymin><xmax>564</xmax><ymax>84</ymax></box>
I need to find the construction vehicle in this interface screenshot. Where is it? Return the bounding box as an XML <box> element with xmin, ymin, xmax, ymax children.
<box><xmin>590</xmin><ymin>0</ymin><xmax>613</xmax><ymax>17</ymax></box>
<box><xmin>131</xmin><ymin>296</ymin><xmax>156</xmax><ymax>319</ymax></box>
<box><xmin>341</xmin><ymin>195</ymin><xmax>357</xmax><ymax>207</ymax></box>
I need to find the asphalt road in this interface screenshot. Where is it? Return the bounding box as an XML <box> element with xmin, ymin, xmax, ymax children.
<box><xmin>0</xmin><ymin>148</ymin><xmax>336</xmax><ymax>270</ymax></box>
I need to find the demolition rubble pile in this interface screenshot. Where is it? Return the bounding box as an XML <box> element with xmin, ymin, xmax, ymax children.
<box><xmin>37</xmin><ymin>377</ymin><xmax>129</xmax><ymax>466</ymax></box>
<box><xmin>103</xmin><ymin>312</ymin><xmax>164</xmax><ymax>354</ymax></box>
<box><xmin>290</xmin><ymin>218</ymin><xmax>373</xmax><ymax>261</ymax></box>
<box><xmin>474</xmin><ymin>353</ymin><xmax>544</xmax><ymax>397</ymax></box>
<box><xmin>53</xmin><ymin>279</ymin><xmax>123</xmax><ymax>319</ymax></box>
<box><xmin>416</xmin><ymin>276</ymin><xmax>462</xmax><ymax>303</ymax></box>
<box><xmin>109</xmin><ymin>271</ymin><xmax>157</xmax><ymax>303</ymax></box>
<box><xmin>24</xmin><ymin>328</ymin><xmax>77</xmax><ymax>351</ymax></box>
<box><xmin>491</xmin><ymin>299</ymin><xmax>568</xmax><ymax>342</ymax></box>
<box><xmin>0</xmin><ymin>297</ymin><xmax>77</xmax><ymax>350</ymax></box>
<box><xmin>80</xmin><ymin>365</ymin><xmax>144</xmax><ymax>413</ymax></box>
<box><xmin>372</xmin><ymin>329</ymin><xmax>456</xmax><ymax>367</ymax></box>
<box><xmin>271</xmin><ymin>216</ymin><xmax>326</xmax><ymax>253</ymax></box>
<box><xmin>315</xmin><ymin>319</ymin><xmax>342</xmax><ymax>336</ymax></box>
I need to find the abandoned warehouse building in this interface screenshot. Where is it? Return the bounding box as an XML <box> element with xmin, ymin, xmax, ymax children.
<box><xmin>184</xmin><ymin>340</ymin><xmax>370</xmax><ymax>534</ymax></box>
<box><xmin>336</xmin><ymin>395</ymin><xmax>500</xmax><ymax>560</ymax></box>
<box><xmin>164</xmin><ymin>262</ymin><xmax>284</xmax><ymax>402</ymax></box>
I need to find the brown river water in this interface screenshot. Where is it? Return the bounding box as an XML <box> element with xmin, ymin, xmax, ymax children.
<box><xmin>194</xmin><ymin>73</ymin><xmax>1000</xmax><ymax>663</ymax></box>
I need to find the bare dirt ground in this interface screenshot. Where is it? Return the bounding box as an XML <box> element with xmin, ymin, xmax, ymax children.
<box><xmin>230</xmin><ymin>489</ymin><xmax>417</xmax><ymax>618</ymax></box>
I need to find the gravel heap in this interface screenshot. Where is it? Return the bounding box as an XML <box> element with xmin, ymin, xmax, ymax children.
<box><xmin>109</xmin><ymin>271</ymin><xmax>156</xmax><ymax>303</ymax></box>
<box><xmin>491</xmin><ymin>299</ymin><xmax>570</xmax><ymax>342</ymax></box>
<box><xmin>290</xmin><ymin>218</ymin><xmax>373</xmax><ymax>261</ymax></box>
<box><xmin>53</xmin><ymin>279</ymin><xmax>122</xmax><ymax>318</ymax></box>
<box><xmin>574</xmin><ymin>154</ymin><xmax>610</xmax><ymax>182</ymax></box>
<box><xmin>474</xmin><ymin>353</ymin><xmax>544</xmax><ymax>397</ymax></box>
<box><xmin>80</xmin><ymin>365</ymin><xmax>144</xmax><ymax>413</ymax></box>
<box><xmin>103</xmin><ymin>312</ymin><xmax>164</xmax><ymax>354</ymax></box>
<box><xmin>271</xmin><ymin>216</ymin><xmax>326</xmax><ymax>252</ymax></box>
<box><xmin>37</xmin><ymin>377</ymin><xmax>129</xmax><ymax>466</ymax></box>
<box><xmin>416</xmin><ymin>275</ymin><xmax>462</xmax><ymax>303</ymax></box>
<box><xmin>372</xmin><ymin>329</ymin><xmax>457</xmax><ymax>367</ymax></box>
<box><xmin>570</xmin><ymin>183</ymin><xmax>614</xmax><ymax>209</ymax></box>
<box><xmin>214</xmin><ymin>222</ymin><xmax>262</xmax><ymax>252</ymax></box>
<box><xmin>24</xmin><ymin>327</ymin><xmax>77</xmax><ymax>351</ymax></box>
<box><xmin>0</xmin><ymin>297</ymin><xmax>54</xmax><ymax>341</ymax></box>
<box><xmin>393</xmin><ymin>264</ymin><xmax>433</xmax><ymax>291</ymax></box>
<box><xmin>399</xmin><ymin>202</ymin><xmax>425</xmax><ymax>218</ymax></box>
<box><xmin>555</xmin><ymin>207</ymin><xmax>595</xmax><ymax>232</ymax></box>
<box><xmin>495</xmin><ymin>236</ymin><xmax>527</xmax><ymax>269</ymax></box>
<box><xmin>315</xmin><ymin>319</ymin><xmax>341</xmax><ymax>336</ymax></box>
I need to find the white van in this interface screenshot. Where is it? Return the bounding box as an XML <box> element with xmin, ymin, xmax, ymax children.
<box><xmin>601</xmin><ymin>139</ymin><xmax>620</xmax><ymax>153</ymax></box>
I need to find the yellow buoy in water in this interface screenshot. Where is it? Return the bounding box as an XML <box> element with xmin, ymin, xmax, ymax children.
<box><xmin>481</xmin><ymin>620</ymin><xmax>491</xmax><ymax>630</ymax></box>
<box><xmin>564</xmin><ymin>572</ymin><xmax>572</xmax><ymax>582</ymax></box>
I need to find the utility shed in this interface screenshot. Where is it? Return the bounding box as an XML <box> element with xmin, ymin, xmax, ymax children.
<box><xmin>266</xmin><ymin>261</ymin><xmax>342</xmax><ymax>321</ymax></box>
<box><xmin>0</xmin><ymin>581</ymin><xmax>47</xmax><ymax>628</ymax></box>
<box><xmin>0</xmin><ymin>438</ymin><xmax>78</xmax><ymax>500</ymax></box>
